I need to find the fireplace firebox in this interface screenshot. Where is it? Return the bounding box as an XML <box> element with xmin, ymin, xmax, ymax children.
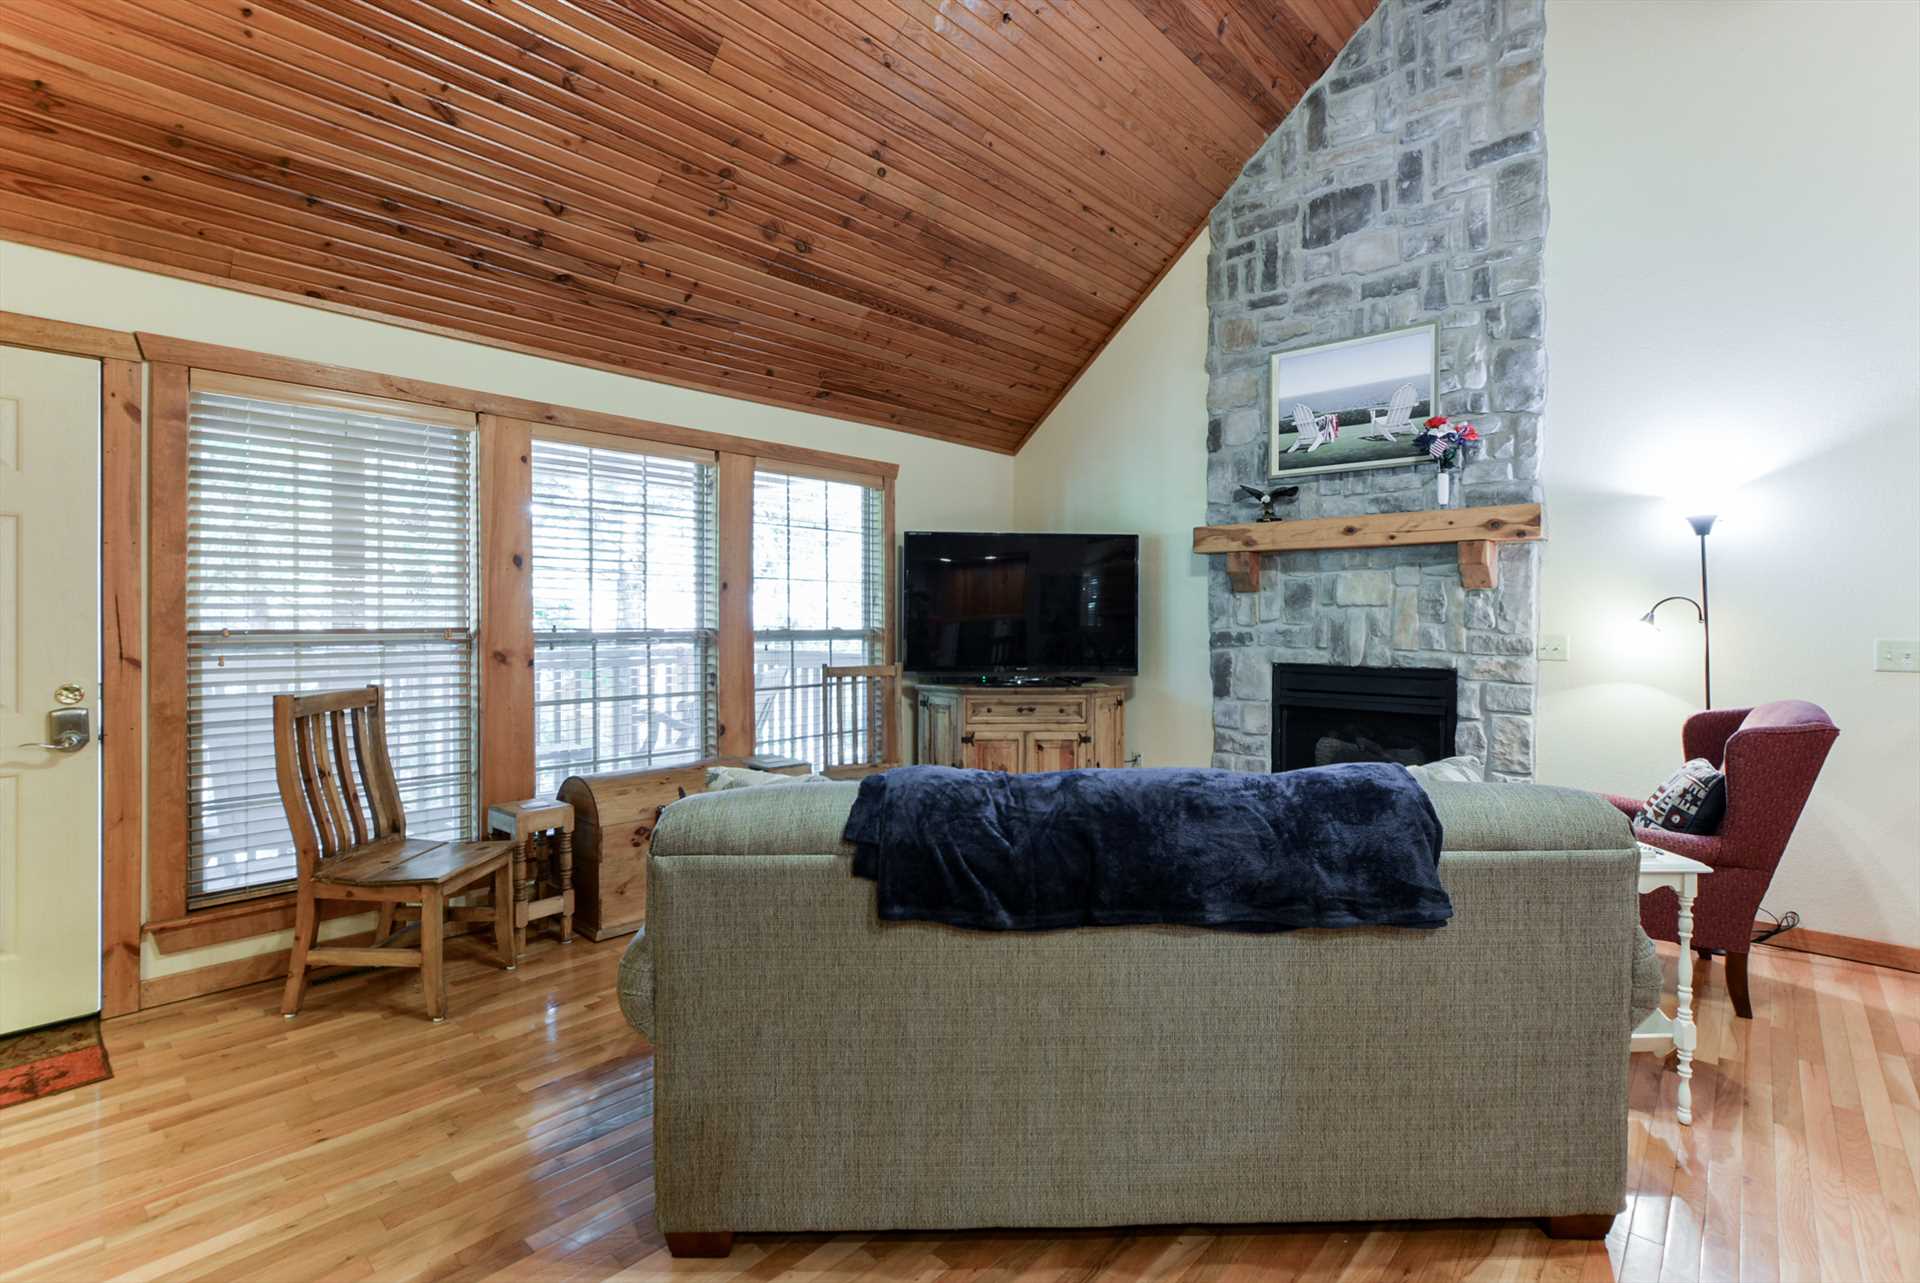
<box><xmin>1271</xmin><ymin>663</ymin><xmax>1456</xmax><ymax>773</ymax></box>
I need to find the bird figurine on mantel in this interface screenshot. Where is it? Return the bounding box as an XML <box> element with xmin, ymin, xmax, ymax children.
<box><xmin>1238</xmin><ymin>484</ymin><xmax>1299</xmax><ymax>523</ymax></box>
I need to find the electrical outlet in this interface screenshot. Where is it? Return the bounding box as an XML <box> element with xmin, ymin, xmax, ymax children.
<box><xmin>1875</xmin><ymin>639</ymin><xmax>1920</xmax><ymax>673</ymax></box>
<box><xmin>1538</xmin><ymin>633</ymin><xmax>1569</xmax><ymax>662</ymax></box>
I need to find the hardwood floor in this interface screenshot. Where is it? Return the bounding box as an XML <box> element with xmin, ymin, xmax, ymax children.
<box><xmin>3</xmin><ymin>935</ymin><xmax>1916</xmax><ymax>1282</ymax></box>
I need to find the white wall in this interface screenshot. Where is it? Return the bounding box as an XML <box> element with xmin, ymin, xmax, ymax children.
<box><xmin>1540</xmin><ymin>2</ymin><xmax>1920</xmax><ymax>947</ymax></box>
<box><xmin>1013</xmin><ymin>237</ymin><xmax>1214</xmax><ymax>767</ymax></box>
<box><xmin>0</xmin><ymin>240</ymin><xmax>1015</xmax><ymax>981</ymax></box>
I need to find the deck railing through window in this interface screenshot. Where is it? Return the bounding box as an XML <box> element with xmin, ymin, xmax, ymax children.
<box><xmin>751</xmin><ymin>468</ymin><xmax>887</xmax><ymax>769</ymax></box>
<box><xmin>530</xmin><ymin>435</ymin><xmax>718</xmax><ymax>796</ymax></box>
<box><xmin>184</xmin><ymin>373</ymin><xmax>478</xmax><ymax>907</ymax></box>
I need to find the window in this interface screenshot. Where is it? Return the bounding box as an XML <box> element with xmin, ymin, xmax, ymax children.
<box><xmin>751</xmin><ymin>468</ymin><xmax>887</xmax><ymax>768</ymax></box>
<box><xmin>184</xmin><ymin>374</ymin><xmax>479</xmax><ymax>907</ymax></box>
<box><xmin>530</xmin><ymin>435</ymin><xmax>718</xmax><ymax>796</ymax></box>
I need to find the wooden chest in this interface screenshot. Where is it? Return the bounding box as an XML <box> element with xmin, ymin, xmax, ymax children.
<box><xmin>557</xmin><ymin>754</ymin><xmax>810</xmax><ymax>940</ymax></box>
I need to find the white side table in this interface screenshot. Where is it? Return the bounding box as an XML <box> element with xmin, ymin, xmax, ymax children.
<box><xmin>1631</xmin><ymin>842</ymin><xmax>1713</xmax><ymax>1125</ymax></box>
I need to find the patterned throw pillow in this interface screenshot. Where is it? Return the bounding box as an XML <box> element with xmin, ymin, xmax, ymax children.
<box><xmin>1636</xmin><ymin>758</ymin><xmax>1728</xmax><ymax>834</ymax></box>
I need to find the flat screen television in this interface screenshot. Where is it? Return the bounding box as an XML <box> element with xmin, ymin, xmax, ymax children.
<box><xmin>901</xmin><ymin>532</ymin><xmax>1139</xmax><ymax>677</ymax></box>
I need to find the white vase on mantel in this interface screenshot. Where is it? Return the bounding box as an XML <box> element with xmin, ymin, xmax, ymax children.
<box><xmin>1434</xmin><ymin>470</ymin><xmax>1452</xmax><ymax>509</ymax></box>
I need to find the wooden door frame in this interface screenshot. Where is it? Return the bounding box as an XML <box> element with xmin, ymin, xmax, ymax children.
<box><xmin>0</xmin><ymin>313</ymin><xmax>145</xmax><ymax>1017</ymax></box>
<box><xmin>101</xmin><ymin>357</ymin><xmax>143</xmax><ymax>1016</ymax></box>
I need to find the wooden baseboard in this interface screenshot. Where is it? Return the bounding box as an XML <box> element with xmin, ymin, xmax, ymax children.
<box><xmin>138</xmin><ymin>930</ymin><xmax>375</xmax><ymax>1010</ymax></box>
<box><xmin>579</xmin><ymin>919</ymin><xmax>642</xmax><ymax>943</ymax></box>
<box><xmin>1755</xmin><ymin>920</ymin><xmax>1920</xmax><ymax>974</ymax></box>
<box><xmin>132</xmin><ymin>921</ymin><xmax>501</xmax><ymax>1012</ymax></box>
<box><xmin>144</xmin><ymin>896</ymin><xmax>366</xmax><ymax>954</ymax></box>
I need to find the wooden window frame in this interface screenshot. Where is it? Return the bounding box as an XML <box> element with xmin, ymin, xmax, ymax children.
<box><xmin>743</xmin><ymin>462</ymin><xmax>894</xmax><ymax>769</ymax></box>
<box><xmin>523</xmin><ymin>426</ymin><xmax>722</xmax><ymax>792</ymax></box>
<box><xmin>0</xmin><ymin>319</ymin><xmax>895</xmax><ymax>981</ymax></box>
<box><xmin>172</xmin><ymin>371</ymin><xmax>484</xmax><ymax>909</ymax></box>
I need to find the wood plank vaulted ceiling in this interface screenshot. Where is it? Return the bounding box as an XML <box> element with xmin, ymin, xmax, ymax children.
<box><xmin>0</xmin><ymin>0</ymin><xmax>1374</xmax><ymax>452</ymax></box>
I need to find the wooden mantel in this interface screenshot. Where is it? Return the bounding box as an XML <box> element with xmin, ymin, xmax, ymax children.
<box><xmin>1192</xmin><ymin>503</ymin><xmax>1544</xmax><ymax>593</ymax></box>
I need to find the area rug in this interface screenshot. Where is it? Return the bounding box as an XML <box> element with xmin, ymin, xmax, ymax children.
<box><xmin>0</xmin><ymin>1016</ymin><xmax>112</xmax><ymax>1109</ymax></box>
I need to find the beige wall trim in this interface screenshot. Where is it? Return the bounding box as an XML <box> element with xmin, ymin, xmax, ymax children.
<box><xmin>137</xmin><ymin>333</ymin><xmax>900</xmax><ymax>479</ymax></box>
<box><xmin>753</xmin><ymin>456</ymin><xmax>886</xmax><ymax>490</ymax></box>
<box><xmin>145</xmin><ymin>895</ymin><xmax>363</xmax><ymax>956</ymax></box>
<box><xmin>137</xmin><ymin>929</ymin><xmax>377</xmax><ymax>1010</ymax></box>
<box><xmin>0</xmin><ymin>310</ymin><xmax>142</xmax><ymax>362</ymax></box>
<box><xmin>528</xmin><ymin>422</ymin><xmax>717</xmax><ymax>465</ymax></box>
<box><xmin>190</xmin><ymin>369</ymin><xmax>479</xmax><ymax>429</ymax></box>
<box><xmin>1754</xmin><ymin>922</ymin><xmax>1920</xmax><ymax>975</ymax></box>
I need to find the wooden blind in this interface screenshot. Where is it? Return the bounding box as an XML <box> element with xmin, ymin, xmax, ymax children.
<box><xmin>185</xmin><ymin>373</ymin><xmax>478</xmax><ymax>906</ymax></box>
<box><xmin>529</xmin><ymin>435</ymin><xmax>719</xmax><ymax>795</ymax></box>
<box><xmin>749</xmin><ymin>466</ymin><xmax>887</xmax><ymax>768</ymax></box>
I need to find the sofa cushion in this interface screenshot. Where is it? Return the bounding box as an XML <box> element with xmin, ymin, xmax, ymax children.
<box><xmin>1629</xmin><ymin>928</ymin><xmax>1661</xmax><ymax>1028</ymax></box>
<box><xmin>617</xmin><ymin>928</ymin><xmax>653</xmax><ymax>1039</ymax></box>
<box><xmin>653</xmin><ymin>779</ymin><xmax>863</xmax><ymax>858</ymax></box>
<box><xmin>1421</xmin><ymin>781</ymin><xmax>1635</xmax><ymax>852</ymax></box>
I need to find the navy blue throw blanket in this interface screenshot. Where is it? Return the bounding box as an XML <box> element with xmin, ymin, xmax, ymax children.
<box><xmin>843</xmin><ymin>763</ymin><xmax>1450</xmax><ymax>932</ymax></box>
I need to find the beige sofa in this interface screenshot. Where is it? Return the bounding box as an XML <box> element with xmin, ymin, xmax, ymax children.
<box><xmin>620</xmin><ymin>778</ymin><xmax>1646</xmax><ymax>1255</ymax></box>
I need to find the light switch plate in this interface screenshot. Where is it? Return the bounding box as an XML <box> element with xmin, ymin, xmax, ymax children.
<box><xmin>1875</xmin><ymin>639</ymin><xmax>1920</xmax><ymax>673</ymax></box>
<box><xmin>1539</xmin><ymin>633</ymin><xmax>1569</xmax><ymax>662</ymax></box>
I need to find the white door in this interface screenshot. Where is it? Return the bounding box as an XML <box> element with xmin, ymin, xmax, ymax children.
<box><xmin>0</xmin><ymin>344</ymin><xmax>101</xmax><ymax>1034</ymax></box>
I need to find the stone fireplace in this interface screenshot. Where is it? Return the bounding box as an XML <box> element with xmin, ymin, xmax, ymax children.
<box><xmin>1205</xmin><ymin>0</ymin><xmax>1546</xmax><ymax>782</ymax></box>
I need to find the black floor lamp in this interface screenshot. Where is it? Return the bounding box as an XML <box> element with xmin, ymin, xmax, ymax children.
<box><xmin>1639</xmin><ymin>513</ymin><xmax>1717</xmax><ymax>708</ymax></box>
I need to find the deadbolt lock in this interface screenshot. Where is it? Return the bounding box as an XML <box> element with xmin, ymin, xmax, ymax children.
<box><xmin>53</xmin><ymin>683</ymin><xmax>86</xmax><ymax>707</ymax></box>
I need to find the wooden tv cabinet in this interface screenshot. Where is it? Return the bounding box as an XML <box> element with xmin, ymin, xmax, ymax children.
<box><xmin>910</xmin><ymin>683</ymin><xmax>1126</xmax><ymax>773</ymax></box>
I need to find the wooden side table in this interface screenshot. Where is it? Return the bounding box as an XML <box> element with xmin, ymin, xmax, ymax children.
<box><xmin>1631</xmin><ymin>842</ymin><xmax>1713</xmax><ymax>1125</ymax></box>
<box><xmin>486</xmin><ymin>798</ymin><xmax>575</xmax><ymax>957</ymax></box>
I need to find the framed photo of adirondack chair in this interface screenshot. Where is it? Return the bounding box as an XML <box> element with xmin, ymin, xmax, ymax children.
<box><xmin>1267</xmin><ymin>323</ymin><xmax>1437</xmax><ymax>479</ymax></box>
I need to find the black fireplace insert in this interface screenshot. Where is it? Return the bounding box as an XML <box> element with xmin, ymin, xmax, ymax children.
<box><xmin>1271</xmin><ymin>663</ymin><xmax>1456</xmax><ymax>772</ymax></box>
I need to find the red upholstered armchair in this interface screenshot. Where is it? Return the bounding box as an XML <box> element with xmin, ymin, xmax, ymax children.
<box><xmin>1607</xmin><ymin>700</ymin><xmax>1839</xmax><ymax>1018</ymax></box>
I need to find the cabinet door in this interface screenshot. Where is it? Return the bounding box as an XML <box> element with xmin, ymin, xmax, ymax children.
<box><xmin>1089</xmin><ymin>693</ymin><xmax>1126</xmax><ymax>768</ymax></box>
<box><xmin>1025</xmin><ymin>731</ymin><xmax>1089</xmax><ymax>773</ymax></box>
<box><xmin>962</xmin><ymin>730</ymin><xmax>1025</xmax><ymax>773</ymax></box>
<box><xmin>918</xmin><ymin>695</ymin><xmax>959</xmax><ymax>766</ymax></box>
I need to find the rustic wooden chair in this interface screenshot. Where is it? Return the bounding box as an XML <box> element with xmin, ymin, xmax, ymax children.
<box><xmin>820</xmin><ymin>663</ymin><xmax>902</xmax><ymax>779</ymax></box>
<box><xmin>273</xmin><ymin>685</ymin><xmax>516</xmax><ymax>1022</ymax></box>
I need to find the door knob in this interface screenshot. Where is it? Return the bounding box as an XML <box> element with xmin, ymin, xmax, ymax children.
<box><xmin>21</xmin><ymin>707</ymin><xmax>89</xmax><ymax>752</ymax></box>
<box><xmin>20</xmin><ymin>732</ymin><xmax>86</xmax><ymax>752</ymax></box>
